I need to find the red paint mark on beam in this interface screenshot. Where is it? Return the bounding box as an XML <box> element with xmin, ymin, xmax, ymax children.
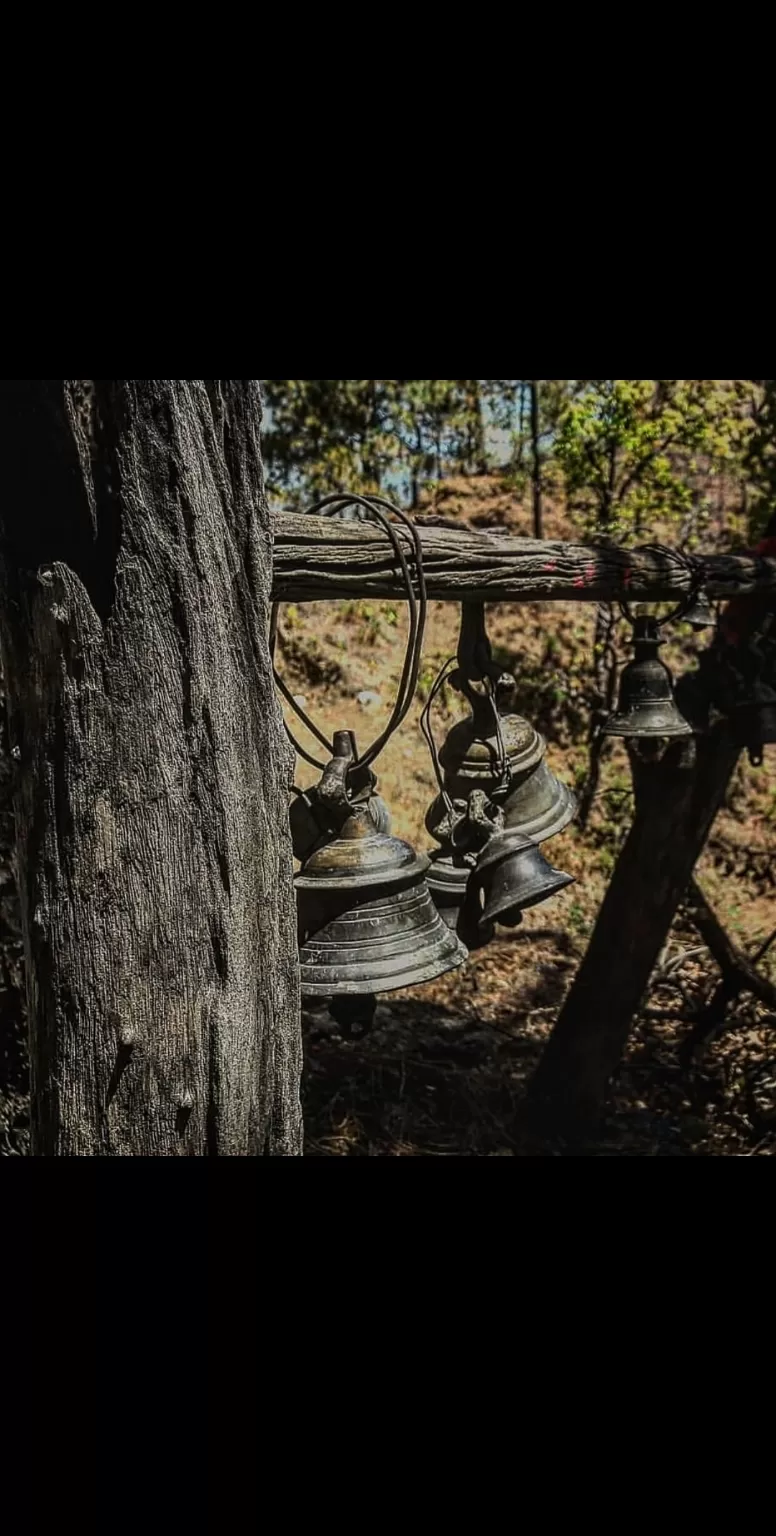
<box><xmin>543</xmin><ymin>561</ymin><xmax>557</xmax><ymax>571</ymax></box>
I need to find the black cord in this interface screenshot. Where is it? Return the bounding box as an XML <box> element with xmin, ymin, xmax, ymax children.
<box><xmin>620</xmin><ymin>543</ymin><xmax>706</xmax><ymax>630</ymax></box>
<box><xmin>271</xmin><ymin>492</ymin><xmax>427</xmax><ymax>775</ymax></box>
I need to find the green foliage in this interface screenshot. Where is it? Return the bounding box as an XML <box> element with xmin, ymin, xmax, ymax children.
<box><xmin>744</xmin><ymin>379</ymin><xmax>776</xmax><ymax>538</ymax></box>
<box><xmin>262</xmin><ymin>380</ymin><xmax>772</xmax><ymax>549</ymax></box>
<box><xmin>261</xmin><ymin>380</ymin><xmax>531</xmax><ymax>509</ymax></box>
<box><xmin>554</xmin><ymin>379</ymin><xmax>755</xmax><ymax>540</ymax></box>
<box><xmin>262</xmin><ymin>380</ymin><xmax>396</xmax><ymax>506</ymax></box>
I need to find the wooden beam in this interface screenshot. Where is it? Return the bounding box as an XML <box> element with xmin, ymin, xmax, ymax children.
<box><xmin>271</xmin><ymin>513</ymin><xmax>776</xmax><ymax>605</ymax></box>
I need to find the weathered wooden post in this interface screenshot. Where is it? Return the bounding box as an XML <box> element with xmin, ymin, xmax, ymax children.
<box><xmin>526</xmin><ymin>722</ymin><xmax>742</xmax><ymax>1135</ymax></box>
<box><xmin>0</xmin><ymin>380</ymin><xmax>301</xmax><ymax>1156</ymax></box>
<box><xmin>526</xmin><ymin>519</ymin><xmax>776</xmax><ymax>1138</ymax></box>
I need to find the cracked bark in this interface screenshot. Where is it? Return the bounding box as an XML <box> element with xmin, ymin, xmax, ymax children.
<box><xmin>0</xmin><ymin>379</ymin><xmax>301</xmax><ymax>1156</ymax></box>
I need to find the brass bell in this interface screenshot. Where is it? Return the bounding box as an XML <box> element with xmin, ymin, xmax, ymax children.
<box><xmin>422</xmin><ymin>603</ymin><xmax>576</xmax><ymax>942</ymax></box>
<box><xmin>426</xmin><ymin>680</ymin><xmax>576</xmax><ymax>846</ymax></box>
<box><xmin>684</xmin><ymin>590</ymin><xmax>715</xmax><ymax>631</ymax></box>
<box><xmin>436</xmin><ymin>673</ymin><xmax>544</xmax><ymax>804</ymax></box>
<box><xmin>296</xmin><ymin>733</ymin><xmax>467</xmax><ymax>997</ymax></box>
<box><xmin>473</xmin><ymin>828</ymin><xmax>575</xmax><ymax>931</ymax></box>
<box><xmin>604</xmin><ymin>616</ymin><xmax>693</xmax><ymax>739</ymax></box>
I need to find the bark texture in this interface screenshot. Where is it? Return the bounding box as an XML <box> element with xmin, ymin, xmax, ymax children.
<box><xmin>527</xmin><ymin>725</ymin><xmax>741</xmax><ymax>1136</ymax></box>
<box><xmin>272</xmin><ymin>513</ymin><xmax>776</xmax><ymax>605</ymax></box>
<box><xmin>0</xmin><ymin>380</ymin><xmax>301</xmax><ymax>1156</ymax></box>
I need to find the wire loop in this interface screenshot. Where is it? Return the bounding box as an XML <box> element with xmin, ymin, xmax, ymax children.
<box><xmin>271</xmin><ymin>492</ymin><xmax>427</xmax><ymax>775</ymax></box>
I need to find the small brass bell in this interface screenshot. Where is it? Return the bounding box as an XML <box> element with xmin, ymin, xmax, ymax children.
<box><xmin>473</xmin><ymin>828</ymin><xmax>575</xmax><ymax>930</ymax></box>
<box><xmin>684</xmin><ymin>590</ymin><xmax>715</xmax><ymax>631</ymax></box>
<box><xmin>296</xmin><ymin>732</ymin><xmax>467</xmax><ymax>997</ymax></box>
<box><xmin>604</xmin><ymin>616</ymin><xmax>693</xmax><ymax>740</ymax></box>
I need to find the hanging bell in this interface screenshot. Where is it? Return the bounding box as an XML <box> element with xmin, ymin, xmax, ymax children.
<box><xmin>684</xmin><ymin>589</ymin><xmax>715</xmax><ymax>631</ymax></box>
<box><xmin>422</xmin><ymin>602</ymin><xmax>576</xmax><ymax>942</ymax></box>
<box><xmin>473</xmin><ymin>828</ymin><xmax>575</xmax><ymax>931</ymax></box>
<box><xmin>296</xmin><ymin>732</ymin><xmax>467</xmax><ymax>997</ymax></box>
<box><xmin>426</xmin><ymin>677</ymin><xmax>576</xmax><ymax>846</ymax></box>
<box><xmin>604</xmin><ymin>616</ymin><xmax>693</xmax><ymax>739</ymax></box>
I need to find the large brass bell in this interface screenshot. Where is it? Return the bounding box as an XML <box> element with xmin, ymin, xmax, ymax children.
<box><xmin>425</xmin><ymin>607</ymin><xmax>576</xmax><ymax>848</ymax></box>
<box><xmin>604</xmin><ymin>616</ymin><xmax>693</xmax><ymax>739</ymax></box>
<box><xmin>428</xmin><ymin>678</ymin><xmax>575</xmax><ymax>843</ymax></box>
<box><xmin>473</xmin><ymin>827</ymin><xmax>575</xmax><ymax>930</ymax></box>
<box><xmin>422</xmin><ymin>603</ymin><xmax>576</xmax><ymax>942</ymax></box>
<box><xmin>295</xmin><ymin>732</ymin><xmax>467</xmax><ymax>997</ymax></box>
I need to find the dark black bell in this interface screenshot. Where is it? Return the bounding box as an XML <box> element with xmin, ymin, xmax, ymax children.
<box><xmin>604</xmin><ymin>617</ymin><xmax>693</xmax><ymax>740</ymax></box>
<box><xmin>473</xmin><ymin>829</ymin><xmax>575</xmax><ymax>930</ymax></box>
<box><xmin>684</xmin><ymin>590</ymin><xmax>715</xmax><ymax>631</ymax></box>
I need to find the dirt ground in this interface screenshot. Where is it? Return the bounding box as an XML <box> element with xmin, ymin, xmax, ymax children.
<box><xmin>2</xmin><ymin>476</ymin><xmax>774</xmax><ymax>1155</ymax></box>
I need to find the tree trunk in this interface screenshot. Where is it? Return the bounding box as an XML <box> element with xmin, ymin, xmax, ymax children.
<box><xmin>527</xmin><ymin>724</ymin><xmax>741</xmax><ymax>1137</ymax></box>
<box><xmin>0</xmin><ymin>380</ymin><xmax>302</xmax><ymax>1156</ymax></box>
<box><xmin>530</xmin><ymin>381</ymin><xmax>543</xmax><ymax>539</ymax></box>
<box><xmin>466</xmin><ymin>380</ymin><xmax>488</xmax><ymax>476</ymax></box>
<box><xmin>515</xmin><ymin>383</ymin><xmax>526</xmax><ymax>470</ymax></box>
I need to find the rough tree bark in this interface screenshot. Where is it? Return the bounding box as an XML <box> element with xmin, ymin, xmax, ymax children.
<box><xmin>527</xmin><ymin>725</ymin><xmax>741</xmax><ymax>1137</ymax></box>
<box><xmin>0</xmin><ymin>380</ymin><xmax>301</xmax><ymax>1156</ymax></box>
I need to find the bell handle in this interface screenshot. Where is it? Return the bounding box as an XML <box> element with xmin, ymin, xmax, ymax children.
<box><xmin>456</xmin><ymin>601</ymin><xmax>500</xmax><ymax>685</ymax></box>
<box><xmin>316</xmin><ymin>732</ymin><xmax>356</xmax><ymax>826</ymax></box>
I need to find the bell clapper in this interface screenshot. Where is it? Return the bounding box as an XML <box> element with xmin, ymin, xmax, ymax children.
<box><xmin>328</xmin><ymin>993</ymin><xmax>377</xmax><ymax>1039</ymax></box>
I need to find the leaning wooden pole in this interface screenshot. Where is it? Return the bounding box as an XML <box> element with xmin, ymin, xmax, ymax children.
<box><xmin>526</xmin><ymin>724</ymin><xmax>741</xmax><ymax>1137</ymax></box>
<box><xmin>527</xmin><ymin>516</ymin><xmax>776</xmax><ymax>1139</ymax></box>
